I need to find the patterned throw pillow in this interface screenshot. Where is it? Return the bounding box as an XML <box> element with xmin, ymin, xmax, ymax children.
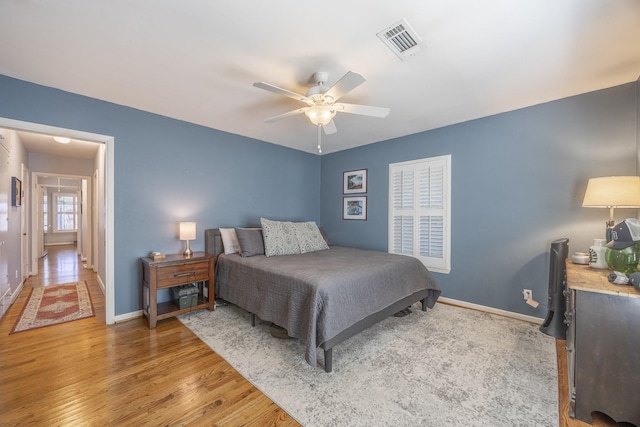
<box><xmin>260</xmin><ymin>218</ymin><xmax>301</xmax><ymax>257</ymax></box>
<box><xmin>294</xmin><ymin>221</ymin><xmax>329</xmax><ymax>253</ymax></box>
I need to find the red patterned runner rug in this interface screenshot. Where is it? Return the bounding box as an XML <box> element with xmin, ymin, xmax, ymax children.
<box><xmin>10</xmin><ymin>281</ymin><xmax>95</xmax><ymax>334</ymax></box>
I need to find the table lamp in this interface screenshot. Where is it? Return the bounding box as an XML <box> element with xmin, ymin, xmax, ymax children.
<box><xmin>582</xmin><ymin>176</ymin><xmax>640</xmax><ymax>241</ymax></box>
<box><xmin>179</xmin><ymin>222</ymin><xmax>196</xmax><ymax>257</ymax></box>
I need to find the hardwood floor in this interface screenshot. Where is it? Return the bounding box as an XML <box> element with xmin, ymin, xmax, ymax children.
<box><xmin>0</xmin><ymin>245</ymin><xmax>628</xmax><ymax>425</ymax></box>
<box><xmin>0</xmin><ymin>245</ymin><xmax>300</xmax><ymax>426</ymax></box>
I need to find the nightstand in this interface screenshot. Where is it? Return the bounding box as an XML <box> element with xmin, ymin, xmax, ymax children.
<box><xmin>141</xmin><ymin>252</ymin><xmax>214</xmax><ymax>328</ymax></box>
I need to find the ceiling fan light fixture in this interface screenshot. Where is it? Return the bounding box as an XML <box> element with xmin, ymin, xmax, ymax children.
<box><xmin>53</xmin><ymin>136</ymin><xmax>71</xmax><ymax>144</ymax></box>
<box><xmin>305</xmin><ymin>105</ymin><xmax>336</xmax><ymax>126</ymax></box>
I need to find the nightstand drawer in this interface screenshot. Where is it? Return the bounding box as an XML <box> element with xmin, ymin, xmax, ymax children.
<box><xmin>156</xmin><ymin>261</ymin><xmax>209</xmax><ymax>288</ymax></box>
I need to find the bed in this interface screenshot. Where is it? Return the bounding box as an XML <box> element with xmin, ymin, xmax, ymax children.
<box><xmin>205</xmin><ymin>226</ymin><xmax>441</xmax><ymax>372</ymax></box>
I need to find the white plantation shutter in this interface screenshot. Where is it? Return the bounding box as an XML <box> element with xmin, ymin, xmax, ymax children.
<box><xmin>389</xmin><ymin>155</ymin><xmax>451</xmax><ymax>273</ymax></box>
<box><xmin>391</xmin><ymin>168</ymin><xmax>414</xmax><ymax>255</ymax></box>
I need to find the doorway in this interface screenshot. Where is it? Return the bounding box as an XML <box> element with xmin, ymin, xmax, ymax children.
<box><xmin>0</xmin><ymin>117</ymin><xmax>115</xmax><ymax>324</ymax></box>
<box><xmin>34</xmin><ymin>174</ymin><xmax>93</xmax><ymax>270</ymax></box>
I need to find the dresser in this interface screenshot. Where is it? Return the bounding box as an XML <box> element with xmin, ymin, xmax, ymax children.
<box><xmin>565</xmin><ymin>261</ymin><xmax>640</xmax><ymax>425</ymax></box>
<box><xmin>141</xmin><ymin>252</ymin><xmax>215</xmax><ymax>328</ymax></box>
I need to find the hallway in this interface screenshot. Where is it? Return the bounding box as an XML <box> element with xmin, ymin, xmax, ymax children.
<box><xmin>23</xmin><ymin>244</ymin><xmax>105</xmax><ymax>322</ymax></box>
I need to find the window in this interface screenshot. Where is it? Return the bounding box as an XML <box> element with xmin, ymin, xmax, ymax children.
<box><xmin>54</xmin><ymin>193</ymin><xmax>78</xmax><ymax>232</ymax></box>
<box><xmin>389</xmin><ymin>155</ymin><xmax>451</xmax><ymax>273</ymax></box>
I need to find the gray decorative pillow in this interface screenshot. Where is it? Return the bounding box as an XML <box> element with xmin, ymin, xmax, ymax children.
<box><xmin>235</xmin><ymin>228</ymin><xmax>265</xmax><ymax>257</ymax></box>
<box><xmin>294</xmin><ymin>221</ymin><xmax>329</xmax><ymax>253</ymax></box>
<box><xmin>260</xmin><ymin>218</ymin><xmax>301</xmax><ymax>257</ymax></box>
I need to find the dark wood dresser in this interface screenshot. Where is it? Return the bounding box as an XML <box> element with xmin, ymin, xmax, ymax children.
<box><xmin>565</xmin><ymin>261</ymin><xmax>640</xmax><ymax>426</ymax></box>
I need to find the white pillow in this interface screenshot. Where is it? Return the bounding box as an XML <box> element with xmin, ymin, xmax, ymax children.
<box><xmin>219</xmin><ymin>228</ymin><xmax>241</xmax><ymax>254</ymax></box>
<box><xmin>294</xmin><ymin>221</ymin><xmax>329</xmax><ymax>253</ymax></box>
<box><xmin>260</xmin><ymin>218</ymin><xmax>300</xmax><ymax>257</ymax></box>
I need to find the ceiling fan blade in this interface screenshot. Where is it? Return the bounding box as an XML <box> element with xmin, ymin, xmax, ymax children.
<box><xmin>253</xmin><ymin>82</ymin><xmax>312</xmax><ymax>104</ymax></box>
<box><xmin>322</xmin><ymin>120</ymin><xmax>337</xmax><ymax>135</ymax></box>
<box><xmin>264</xmin><ymin>107</ymin><xmax>307</xmax><ymax>123</ymax></box>
<box><xmin>324</xmin><ymin>71</ymin><xmax>366</xmax><ymax>101</ymax></box>
<box><xmin>334</xmin><ymin>103</ymin><xmax>390</xmax><ymax>118</ymax></box>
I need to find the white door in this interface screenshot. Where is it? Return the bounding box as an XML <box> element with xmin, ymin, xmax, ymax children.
<box><xmin>21</xmin><ymin>164</ymin><xmax>29</xmax><ymax>281</ymax></box>
<box><xmin>39</xmin><ymin>185</ymin><xmax>48</xmax><ymax>258</ymax></box>
<box><xmin>92</xmin><ymin>169</ymin><xmax>98</xmax><ymax>273</ymax></box>
<box><xmin>0</xmin><ymin>143</ymin><xmax>9</xmax><ymax>317</ymax></box>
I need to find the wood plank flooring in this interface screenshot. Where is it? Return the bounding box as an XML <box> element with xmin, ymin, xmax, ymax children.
<box><xmin>0</xmin><ymin>245</ymin><xmax>627</xmax><ymax>426</ymax></box>
<box><xmin>0</xmin><ymin>245</ymin><xmax>299</xmax><ymax>426</ymax></box>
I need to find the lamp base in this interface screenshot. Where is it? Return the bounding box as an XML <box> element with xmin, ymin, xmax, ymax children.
<box><xmin>606</xmin><ymin>219</ymin><xmax>615</xmax><ymax>243</ymax></box>
<box><xmin>183</xmin><ymin>241</ymin><xmax>193</xmax><ymax>258</ymax></box>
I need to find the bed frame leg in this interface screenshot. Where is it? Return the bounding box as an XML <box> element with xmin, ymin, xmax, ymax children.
<box><xmin>324</xmin><ymin>348</ymin><xmax>333</xmax><ymax>373</ymax></box>
<box><xmin>251</xmin><ymin>313</ymin><xmax>256</xmax><ymax>327</ymax></box>
<box><xmin>421</xmin><ymin>298</ymin><xmax>427</xmax><ymax>311</ymax></box>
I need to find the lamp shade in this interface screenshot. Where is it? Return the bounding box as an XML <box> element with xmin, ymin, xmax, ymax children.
<box><xmin>582</xmin><ymin>176</ymin><xmax>640</xmax><ymax>208</ymax></box>
<box><xmin>179</xmin><ymin>222</ymin><xmax>196</xmax><ymax>241</ymax></box>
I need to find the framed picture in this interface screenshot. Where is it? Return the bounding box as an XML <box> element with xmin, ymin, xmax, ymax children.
<box><xmin>343</xmin><ymin>168</ymin><xmax>367</xmax><ymax>194</ymax></box>
<box><xmin>11</xmin><ymin>177</ymin><xmax>21</xmax><ymax>207</ymax></box>
<box><xmin>343</xmin><ymin>196</ymin><xmax>367</xmax><ymax>220</ymax></box>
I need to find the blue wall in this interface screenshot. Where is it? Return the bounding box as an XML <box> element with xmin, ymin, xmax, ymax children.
<box><xmin>0</xmin><ymin>75</ymin><xmax>320</xmax><ymax>316</ymax></box>
<box><xmin>321</xmin><ymin>82</ymin><xmax>639</xmax><ymax>316</ymax></box>
<box><xmin>2</xmin><ymin>73</ymin><xmax>638</xmax><ymax>318</ymax></box>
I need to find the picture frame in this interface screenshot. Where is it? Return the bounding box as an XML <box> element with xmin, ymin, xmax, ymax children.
<box><xmin>343</xmin><ymin>196</ymin><xmax>367</xmax><ymax>220</ymax></box>
<box><xmin>11</xmin><ymin>177</ymin><xmax>21</xmax><ymax>207</ymax></box>
<box><xmin>343</xmin><ymin>168</ymin><xmax>367</xmax><ymax>194</ymax></box>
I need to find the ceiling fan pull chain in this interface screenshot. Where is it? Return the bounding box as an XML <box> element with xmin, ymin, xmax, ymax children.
<box><xmin>317</xmin><ymin>124</ymin><xmax>322</xmax><ymax>153</ymax></box>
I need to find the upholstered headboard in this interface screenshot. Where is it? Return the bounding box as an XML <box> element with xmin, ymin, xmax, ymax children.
<box><xmin>206</xmin><ymin>225</ymin><xmax>332</xmax><ymax>259</ymax></box>
<box><xmin>204</xmin><ymin>228</ymin><xmax>223</xmax><ymax>258</ymax></box>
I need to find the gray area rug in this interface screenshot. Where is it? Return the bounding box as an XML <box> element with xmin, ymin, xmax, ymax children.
<box><xmin>179</xmin><ymin>302</ymin><xmax>558</xmax><ymax>427</ymax></box>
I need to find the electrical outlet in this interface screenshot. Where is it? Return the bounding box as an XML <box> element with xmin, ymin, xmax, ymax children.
<box><xmin>523</xmin><ymin>289</ymin><xmax>532</xmax><ymax>301</ymax></box>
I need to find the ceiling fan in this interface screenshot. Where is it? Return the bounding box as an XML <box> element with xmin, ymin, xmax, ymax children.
<box><xmin>253</xmin><ymin>71</ymin><xmax>390</xmax><ymax>152</ymax></box>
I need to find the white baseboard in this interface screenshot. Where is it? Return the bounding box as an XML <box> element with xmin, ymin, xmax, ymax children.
<box><xmin>113</xmin><ymin>297</ymin><xmax>543</xmax><ymax>328</ymax></box>
<box><xmin>438</xmin><ymin>296</ymin><xmax>545</xmax><ymax>325</ymax></box>
<box><xmin>115</xmin><ymin>310</ymin><xmax>143</xmax><ymax>323</ymax></box>
<box><xmin>96</xmin><ymin>274</ymin><xmax>106</xmax><ymax>296</ymax></box>
<box><xmin>10</xmin><ymin>282</ymin><xmax>24</xmax><ymax>305</ymax></box>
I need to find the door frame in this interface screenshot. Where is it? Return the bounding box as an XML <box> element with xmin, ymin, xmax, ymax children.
<box><xmin>0</xmin><ymin>117</ymin><xmax>115</xmax><ymax>325</ymax></box>
<box><xmin>21</xmin><ymin>163</ymin><xmax>29</xmax><ymax>282</ymax></box>
<box><xmin>36</xmin><ymin>184</ymin><xmax>47</xmax><ymax>260</ymax></box>
<box><xmin>35</xmin><ymin>173</ymin><xmax>91</xmax><ymax>265</ymax></box>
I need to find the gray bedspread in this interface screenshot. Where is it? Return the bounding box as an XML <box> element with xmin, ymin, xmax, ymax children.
<box><xmin>215</xmin><ymin>246</ymin><xmax>441</xmax><ymax>367</ymax></box>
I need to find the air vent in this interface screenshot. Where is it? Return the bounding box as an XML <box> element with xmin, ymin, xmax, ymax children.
<box><xmin>377</xmin><ymin>18</ymin><xmax>426</xmax><ymax>60</ymax></box>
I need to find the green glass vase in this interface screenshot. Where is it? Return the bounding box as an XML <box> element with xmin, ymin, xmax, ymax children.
<box><xmin>604</xmin><ymin>242</ymin><xmax>640</xmax><ymax>274</ymax></box>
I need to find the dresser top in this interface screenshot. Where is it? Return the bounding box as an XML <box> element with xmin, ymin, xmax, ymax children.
<box><xmin>566</xmin><ymin>260</ymin><xmax>640</xmax><ymax>299</ymax></box>
<box><xmin>140</xmin><ymin>252</ymin><xmax>212</xmax><ymax>266</ymax></box>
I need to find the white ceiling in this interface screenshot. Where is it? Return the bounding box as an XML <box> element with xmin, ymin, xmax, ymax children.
<box><xmin>1</xmin><ymin>1</ymin><xmax>639</xmax><ymax>156</ymax></box>
<box><xmin>15</xmin><ymin>131</ymin><xmax>100</xmax><ymax>160</ymax></box>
